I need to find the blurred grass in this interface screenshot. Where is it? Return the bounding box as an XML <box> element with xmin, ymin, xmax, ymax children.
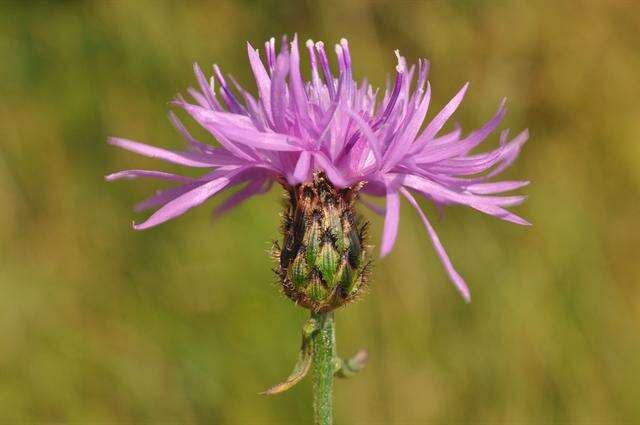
<box><xmin>1</xmin><ymin>0</ymin><xmax>639</xmax><ymax>423</ymax></box>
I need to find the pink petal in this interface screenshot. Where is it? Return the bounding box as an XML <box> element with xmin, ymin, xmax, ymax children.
<box><xmin>466</xmin><ymin>180</ymin><xmax>530</xmax><ymax>194</ymax></box>
<box><xmin>416</xmin><ymin>102</ymin><xmax>506</xmax><ymax>163</ymax></box>
<box><xmin>345</xmin><ymin>110</ymin><xmax>382</xmax><ymax>166</ymax></box>
<box><xmin>187</xmin><ymin>87</ymin><xmax>210</xmax><ymax>108</ymax></box>
<box><xmin>105</xmin><ymin>170</ymin><xmax>196</xmax><ymax>183</ymax></box>
<box><xmin>383</xmin><ymin>82</ymin><xmax>432</xmax><ymax>171</ymax></box>
<box><xmin>133</xmin><ymin>168</ymin><xmax>246</xmax><ymax>230</ymax></box>
<box><xmin>246</xmin><ymin>42</ymin><xmax>272</xmax><ymax>120</ymax></box>
<box><xmin>484</xmin><ymin>129</ymin><xmax>529</xmax><ymax>179</ymax></box>
<box><xmin>212</xmin><ymin>178</ymin><xmax>271</xmax><ymax>218</ymax></box>
<box><xmin>108</xmin><ymin>137</ymin><xmax>219</xmax><ymax>168</ymax></box>
<box><xmin>291</xmin><ymin>151</ymin><xmax>312</xmax><ymax>184</ymax></box>
<box><xmin>400</xmin><ymin>188</ymin><xmax>471</xmax><ymax>302</ymax></box>
<box><xmin>380</xmin><ymin>190</ymin><xmax>400</xmax><ymax>257</ymax></box>
<box><xmin>419</xmin><ymin>82</ymin><xmax>468</xmax><ymax>141</ymax></box>
<box><xmin>176</xmin><ymin>103</ymin><xmax>302</xmax><ymax>152</ymax></box>
<box><xmin>270</xmin><ymin>50</ymin><xmax>290</xmax><ymax>132</ymax></box>
<box><xmin>312</xmin><ymin>152</ymin><xmax>350</xmax><ymax>187</ymax></box>
<box><xmin>469</xmin><ymin>203</ymin><xmax>531</xmax><ymax>226</ymax></box>
<box><xmin>134</xmin><ymin>182</ymin><xmax>201</xmax><ymax>212</ymax></box>
<box><xmin>401</xmin><ymin>173</ymin><xmax>523</xmax><ymax>208</ymax></box>
<box><xmin>168</xmin><ymin>111</ymin><xmax>216</xmax><ymax>154</ymax></box>
<box><xmin>289</xmin><ymin>35</ymin><xmax>312</xmax><ymax>126</ymax></box>
<box><xmin>193</xmin><ymin>63</ymin><xmax>219</xmax><ymax>110</ymax></box>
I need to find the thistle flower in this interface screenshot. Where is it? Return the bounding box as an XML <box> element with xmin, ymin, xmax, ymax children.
<box><xmin>107</xmin><ymin>35</ymin><xmax>529</xmax><ymax>304</ymax></box>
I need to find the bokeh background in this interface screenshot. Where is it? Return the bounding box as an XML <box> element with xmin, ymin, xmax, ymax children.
<box><xmin>1</xmin><ymin>0</ymin><xmax>639</xmax><ymax>423</ymax></box>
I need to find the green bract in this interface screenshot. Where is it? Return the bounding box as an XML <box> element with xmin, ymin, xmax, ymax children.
<box><xmin>276</xmin><ymin>173</ymin><xmax>370</xmax><ymax>312</ymax></box>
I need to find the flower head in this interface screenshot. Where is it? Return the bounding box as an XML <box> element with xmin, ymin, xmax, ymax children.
<box><xmin>107</xmin><ymin>35</ymin><xmax>529</xmax><ymax>302</ymax></box>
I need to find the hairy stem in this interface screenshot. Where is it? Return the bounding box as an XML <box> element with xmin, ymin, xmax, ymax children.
<box><xmin>311</xmin><ymin>311</ymin><xmax>335</xmax><ymax>425</ymax></box>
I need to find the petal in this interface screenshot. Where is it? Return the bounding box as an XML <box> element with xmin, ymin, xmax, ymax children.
<box><xmin>416</xmin><ymin>102</ymin><xmax>506</xmax><ymax>163</ymax></box>
<box><xmin>383</xmin><ymin>82</ymin><xmax>432</xmax><ymax>170</ymax></box>
<box><xmin>168</xmin><ymin>111</ymin><xmax>216</xmax><ymax>153</ymax></box>
<box><xmin>134</xmin><ymin>182</ymin><xmax>201</xmax><ymax>212</ymax></box>
<box><xmin>187</xmin><ymin>87</ymin><xmax>210</xmax><ymax>108</ymax></box>
<box><xmin>466</xmin><ymin>180</ymin><xmax>530</xmax><ymax>194</ymax></box>
<box><xmin>373</xmin><ymin>63</ymin><xmax>404</xmax><ymax>129</ymax></box>
<box><xmin>105</xmin><ymin>170</ymin><xmax>196</xmax><ymax>183</ymax></box>
<box><xmin>410</xmin><ymin>127</ymin><xmax>461</xmax><ymax>159</ymax></box>
<box><xmin>176</xmin><ymin>103</ymin><xmax>302</xmax><ymax>152</ymax></box>
<box><xmin>108</xmin><ymin>137</ymin><xmax>219</xmax><ymax>167</ymax></box>
<box><xmin>289</xmin><ymin>35</ymin><xmax>311</xmax><ymax>125</ymax></box>
<box><xmin>193</xmin><ymin>63</ymin><xmax>219</xmax><ymax>110</ymax></box>
<box><xmin>133</xmin><ymin>168</ymin><xmax>246</xmax><ymax>230</ymax></box>
<box><xmin>312</xmin><ymin>152</ymin><xmax>350</xmax><ymax>187</ymax></box>
<box><xmin>425</xmin><ymin>147</ymin><xmax>507</xmax><ymax>175</ymax></box>
<box><xmin>246</xmin><ymin>42</ymin><xmax>272</xmax><ymax>120</ymax></box>
<box><xmin>174</xmin><ymin>101</ymin><xmax>256</xmax><ymax>160</ymax></box>
<box><xmin>419</xmin><ymin>82</ymin><xmax>468</xmax><ymax>141</ymax></box>
<box><xmin>401</xmin><ymin>173</ymin><xmax>523</xmax><ymax>208</ymax></box>
<box><xmin>291</xmin><ymin>150</ymin><xmax>312</xmax><ymax>184</ymax></box>
<box><xmin>345</xmin><ymin>110</ymin><xmax>382</xmax><ymax>166</ymax></box>
<box><xmin>212</xmin><ymin>177</ymin><xmax>271</xmax><ymax>218</ymax></box>
<box><xmin>270</xmin><ymin>50</ymin><xmax>290</xmax><ymax>132</ymax></box>
<box><xmin>484</xmin><ymin>129</ymin><xmax>529</xmax><ymax>179</ymax></box>
<box><xmin>469</xmin><ymin>203</ymin><xmax>531</xmax><ymax>226</ymax></box>
<box><xmin>212</xmin><ymin>64</ymin><xmax>247</xmax><ymax>115</ymax></box>
<box><xmin>380</xmin><ymin>190</ymin><xmax>400</xmax><ymax>257</ymax></box>
<box><xmin>315</xmin><ymin>41</ymin><xmax>336</xmax><ymax>100</ymax></box>
<box><xmin>400</xmin><ymin>188</ymin><xmax>471</xmax><ymax>302</ymax></box>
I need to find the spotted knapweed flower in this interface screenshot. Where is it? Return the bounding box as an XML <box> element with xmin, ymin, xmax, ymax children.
<box><xmin>107</xmin><ymin>35</ymin><xmax>529</xmax><ymax>306</ymax></box>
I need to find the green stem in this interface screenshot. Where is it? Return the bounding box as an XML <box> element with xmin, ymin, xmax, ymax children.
<box><xmin>311</xmin><ymin>311</ymin><xmax>335</xmax><ymax>425</ymax></box>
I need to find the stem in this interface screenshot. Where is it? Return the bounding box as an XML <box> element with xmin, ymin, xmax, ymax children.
<box><xmin>311</xmin><ymin>311</ymin><xmax>335</xmax><ymax>425</ymax></box>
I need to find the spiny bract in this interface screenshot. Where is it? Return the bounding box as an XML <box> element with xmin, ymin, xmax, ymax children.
<box><xmin>276</xmin><ymin>173</ymin><xmax>369</xmax><ymax>312</ymax></box>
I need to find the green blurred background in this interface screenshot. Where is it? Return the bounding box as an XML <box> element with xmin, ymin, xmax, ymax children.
<box><xmin>1</xmin><ymin>0</ymin><xmax>639</xmax><ymax>423</ymax></box>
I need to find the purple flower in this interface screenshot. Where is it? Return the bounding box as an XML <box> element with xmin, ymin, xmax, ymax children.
<box><xmin>107</xmin><ymin>35</ymin><xmax>529</xmax><ymax>301</ymax></box>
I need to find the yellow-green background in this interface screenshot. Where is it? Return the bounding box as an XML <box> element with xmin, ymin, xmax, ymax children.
<box><xmin>1</xmin><ymin>1</ymin><xmax>639</xmax><ymax>423</ymax></box>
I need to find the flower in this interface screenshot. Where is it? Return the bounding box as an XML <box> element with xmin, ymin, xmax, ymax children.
<box><xmin>107</xmin><ymin>35</ymin><xmax>529</xmax><ymax>302</ymax></box>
